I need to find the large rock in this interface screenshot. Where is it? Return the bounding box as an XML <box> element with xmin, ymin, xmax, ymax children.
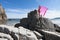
<box><xmin>19</xmin><ymin>27</ymin><xmax>41</xmax><ymax>40</ymax></box>
<box><xmin>0</xmin><ymin>4</ymin><xmax>7</xmax><ymax>24</ymax></box>
<box><xmin>0</xmin><ymin>25</ymin><xmax>43</xmax><ymax>40</ymax></box>
<box><xmin>20</xmin><ymin>18</ymin><xmax>29</xmax><ymax>29</ymax></box>
<box><xmin>15</xmin><ymin>10</ymin><xmax>55</xmax><ymax>31</ymax></box>
<box><xmin>41</xmin><ymin>30</ymin><xmax>60</xmax><ymax>40</ymax></box>
<box><xmin>0</xmin><ymin>25</ymin><xmax>60</xmax><ymax>40</ymax></box>
<box><xmin>0</xmin><ymin>25</ymin><xmax>19</xmax><ymax>40</ymax></box>
<box><xmin>0</xmin><ymin>33</ymin><xmax>13</xmax><ymax>40</ymax></box>
<box><xmin>14</xmin><ymin>10</ymin><xmax>60</xmax><ymax>40</ymax></box>
<box><xmin>28</xmin><ymin>10</ymin><xmax>39</xmax><ymax>20</ymax></box>
<box><xmin>28</xmin><ymin>10</ymin><xmax>55</xmax><ymax>31</ymax></box>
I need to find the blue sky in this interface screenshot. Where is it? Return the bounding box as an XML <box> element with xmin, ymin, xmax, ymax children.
<box><xmin>0</xmin><ymin>0</ymin><xmax>60</xmax><ymax>19</ymax></box>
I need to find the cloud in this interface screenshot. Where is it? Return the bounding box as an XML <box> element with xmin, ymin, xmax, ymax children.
<box><xmin>44</xmin><ymin>10</ymin><xmax>60</xmax><ymax>19</ymax></box>
<box><xmin>5</xmin><ymin>8</ymin><xmax>35</xmax><ymax>19</ymax></box>
<box><xmin>6</xmin><ymin>12</ymin><xmax>27</xmax><ymax>19</ymax></box>
<box><xmin>5</xmin><ymin>8</ymin><xmax>60</xmax><ymax>19</ymax></box>
<box><xmin>6</xmin><ymin>9</ymin><xmax>34</xmax><ymax>13</ymax></box>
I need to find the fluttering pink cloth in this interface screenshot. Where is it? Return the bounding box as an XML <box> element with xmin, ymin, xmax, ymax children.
<box><xmin>38</xmin><ymin>6</ymin><xmax>48</xmax><ymax>16</ymax></box>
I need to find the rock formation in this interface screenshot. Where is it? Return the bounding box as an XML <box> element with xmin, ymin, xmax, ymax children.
<box><xmin>15</xmin><ymin>10</ymin><xmax>55</xmax><ymax>31</ymax></box>
<box><xmin>0</xmin><ymin>9</ymin><xmax>60</xmax><ymax>40</ymax></box>
<box><xmin>0</xmin><ymin>25</ymin><xmax>42</xmax><ymax>40</ymax></box>
<box><xmin>14</xmin><ymin>10</ymin><xmax>60</xmax><ymax>40</ymax></box>
<box><xmin>0</xmin><ymin>4</ymin><xmax>7</xmax><ymax>24</ymax></box>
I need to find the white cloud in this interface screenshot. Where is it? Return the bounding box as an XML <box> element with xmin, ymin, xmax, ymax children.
<box><xmin>44</xmin><ymin>10</ymin><xmax>60</xmax><ymax>19</ymax></box>
<box><xmin>6</xmin><ymin>13</ymin><xmax>27</xmax><ymax>19</ymax></box>
<box><xmin>5</xmin><ymin>8</ymin><xmax>35</xmax><ymax>19</ymax></box>
<box><xmin>5</xmin><ymin>8</ymin><xmax>60</xmax><ymax>19</ymax></box>
<box><xmin>6</xmin><ymin>9</ymin><xmax>32</xmax><ymax>13</ymax></box>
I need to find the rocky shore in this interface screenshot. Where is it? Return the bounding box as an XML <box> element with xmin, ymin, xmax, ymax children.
<box><xmin>0</xmin><ymin>5</ymin><xmax>60</xmax><ymax>40</ymax></box>
<box><xmin>14</xmin><ymin>10</ymin><xmax>60</xmax><ymax>40</ymax></box>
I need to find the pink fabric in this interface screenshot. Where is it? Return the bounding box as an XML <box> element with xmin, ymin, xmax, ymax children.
<box><xmin>38</xmin><ymin>6</ymin><xmax>48</xmax><ymax>16</ymax></box>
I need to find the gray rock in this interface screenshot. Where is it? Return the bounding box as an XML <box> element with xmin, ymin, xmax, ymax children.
<box><xmin>0</xmin><ymin>38</ymin><xmax>8</xmax><ymax>40</ymax></box>
<box><xmin>0</xmin><ymin>33</ymin><xmax>13</xmax><ymax>40</ymax></box>
<box><xmin>28</xmin><ymin>10</ymin><xmax>39</xmax><ymax>20</ymax></box>
<box><xmin>16</xmin><ymin>10</ymin><xmax>55</xmax><ymax>31</ymax></box>
<box><xmin>14</xmin><ymin>9</ymin><xmax>60</xmax><ymax>40</ymax></box>
<box><xmin>14</xmin><ymin>23</ymin><xmax>20</xmax><ymax>28</ymax></box>
<box><xmin>33</xmin><ymin>31</ymin><xmax>43</xmax><ymax>40</ymax></box>
<box><xmin>37</xmin><ymin>18</ymin><xmax>55</xmax><ymax>31</ymax></box>
<box><xmin>0</xmin><ymin>25</ymin><xmax>42</xmax><ymax>40</ymax></box>
<box><xmin>20</xmin><ymin>18</ymin><xmax>29</xmax><ymax>29</ymax></box>
<box><xmin>0</xmin><ymin>9</ymin><xmax>59</xmax><ymax>40</ymax></box>
<box><xmin>54</xmin><ymin>24</ymin><xmax>60</xmax><ymax>32</ymax></box>
<box><xmin>0</xmin><ymin>25</ymin><xmax>19</xmax><ymax>40</ymax></box>
<box><xmin>19</xmin><ymin>27</ymin><xmax>38</xmax><ymax>40</ymax></box>
<box><xmin>10</xmin><ymin>31</ymin><xmax>18</xmax><ymax>40</ymax></box>
<box><xmin>41</xmin><ymin>30</ymin><xmax>60</xmax><ymax>40</ymax></box>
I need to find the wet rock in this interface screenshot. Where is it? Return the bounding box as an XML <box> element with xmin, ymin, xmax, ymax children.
<box><xmin>14</xmin><ymin>23</ymin><xmax>20</xmax><ymax>28</ymax></box>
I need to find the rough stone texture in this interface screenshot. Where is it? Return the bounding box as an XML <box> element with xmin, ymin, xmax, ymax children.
<box><xmin>0</xmin><ymin>3</ymin><xmax>60</xmax><ymax>40</ymax></box>
<box><xmin>0</xmin><ymin>9</ymin><xmax>60</xmax><ymax>40</ymax></box>
<box><xmin>0</xmin><ymin>25</ymin><xmax>42</xmax><ymax>40</ymax></box>
<box><xmin>14</xmin><ymin>10</ymin><xmax>60</xmax><ymax>40</ymax></box>
<box><xmin>15</xmin><ymin>10</ymin><xmax>55</xmax><ymax>31</ymax></box>
<box><xmin>0</xmin><ymin>33</ymin><xmax>13</xmax><ymax>40</ymax></box>
<box><xmin>0</xmin><ymin>4</ymin><xmax>7</xmax><ymax>24</ymax></box>
<box><xmin>54</xmin><ymin>24</ymin><xmax>60</xmax><ymax>32</ymax></box>
<box><xmin>41</xmin><ymin>30</ymin><xmax>60</xmax><ymax>40</ymax></box>
<box><xmin>0</xmin><ymin>25</ymin><xmax>60</xmax><ymax>40</ymax></box>
<box><xmin>0</xmin><ymin>25</ymin><xmax>19</xmax><ymax>40</ymax></box>
<box><xmin>20</xmin><ymin>18</ymin><xmax>29</xmax><ymax>29</ymax></box>
<box><xmin>19</xmin><ymin>27</ymin><xmax>40</xmax><ymax>40</ymax></box>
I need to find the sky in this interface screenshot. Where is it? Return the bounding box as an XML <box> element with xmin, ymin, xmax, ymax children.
<box><xmin>0</xmin><ymin>0</ymin><xmax>60</xmax><ymax>19</ymax></box>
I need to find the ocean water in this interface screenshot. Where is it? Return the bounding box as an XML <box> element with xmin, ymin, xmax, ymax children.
<box><xmin>6</xmin><ymin>18</ymin><xmax>60</xmax><ymax>26</ymax></box>
<box><xmin>6</xmin><ymin>19</ymin><xmax>20</xmax><ymax>26</ymax></box>
<box><xmin>51</xmin><ymin>19</ymin><xmax>60</xmax><ymax>26</ymax></box>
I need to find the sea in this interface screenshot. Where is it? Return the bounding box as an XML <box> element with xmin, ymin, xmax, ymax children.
<box><xmin>6</xmin><ymin>19</ymin><xmax>20</xmax><ymax>26</ymax></box>
<box><xmin>51</xmin><ymin>18</ymin><xmax>60</xmax><ymax>26</ymax></box>
<box><xmin>6</xmin><ymin>18</ymin><xmax>60</xmax><ymax>26</ymax></box>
